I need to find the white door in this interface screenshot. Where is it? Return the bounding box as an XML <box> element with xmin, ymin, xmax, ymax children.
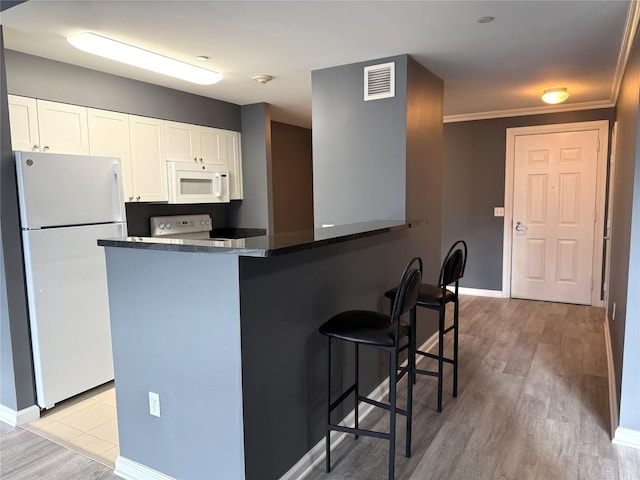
<box><xmin>511</xmin><ymin>130</ymin><xmax>600</xmax><ymax>305</ymax></box>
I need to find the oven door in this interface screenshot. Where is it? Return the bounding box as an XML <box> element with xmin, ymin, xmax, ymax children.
<box><xmin>167</xmin><ymin>161</ymin><xmax>229</xmax><ymax>204</ymax></box>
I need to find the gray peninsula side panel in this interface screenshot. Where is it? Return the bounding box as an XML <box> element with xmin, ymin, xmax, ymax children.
<box><xmin>104</xmin><ymin>248</ymin><xmax>245</xmax><ymax>480</ymax></box>
<box><xmin>239</xmin><ymin>224</ymin><xmax>432</xmax><ymax>480</ymax></box>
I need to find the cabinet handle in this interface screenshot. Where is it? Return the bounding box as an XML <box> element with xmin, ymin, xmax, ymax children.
<box><xmin>194</xmin><ymin>157</ymin><xmax>198</xmax><ymax>162</ymax></box>
<box><xmin>32</xmin><ymin>145</ymin><xmax>39</xmax><ymax>151</ymax></box>
<box><xmin>129</xmin><ymin>196</ymin><xmax>133</xmax><ymax>201</ymax></box>
<box><xmin>199</xmin><ymin>158</ymin><xmax>203</xmax><ymax>162</ymax></box>
<box><xmin>43</xmin><ymin>145</ymin><xmax>50</xmax><ymax>151</ymax></box>
<box><xmin>136</xmin><ymin>196</ymin><xmax>141</xmax><ymax>201</ymax></box>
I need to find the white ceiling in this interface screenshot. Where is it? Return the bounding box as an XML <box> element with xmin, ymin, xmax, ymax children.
<box><xmin>1</xmin><ymin>1</ymin><xmax>635</xmax><ymax>128</ymax></box>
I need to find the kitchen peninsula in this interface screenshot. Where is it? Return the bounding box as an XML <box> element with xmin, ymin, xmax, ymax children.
<box><xmin>98</xmin><ymin>220</ymin><xmax>429</xmax><ymax>480</ymax></box>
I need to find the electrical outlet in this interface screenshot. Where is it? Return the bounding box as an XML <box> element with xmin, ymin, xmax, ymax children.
<box><xmin>149</xmin><ymin>391</ymin><xmax>161</xmax><ymax>417</ymax></box>
<box><xmin>494</xmin><ymin>207</ymin><xmax>505</xmax><ymax>217</ymax></box>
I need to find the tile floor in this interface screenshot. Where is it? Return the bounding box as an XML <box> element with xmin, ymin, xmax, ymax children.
<box><xmin>23</xmin><ymin>381</ymin><xmax>119</xmax><ymax>468</ymax></box>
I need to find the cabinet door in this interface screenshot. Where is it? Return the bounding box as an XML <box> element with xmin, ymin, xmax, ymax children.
<box><xmin>88</xmin><ymin>109</ymin><xmax>134</xmax><ymax>203</ymax></box>
<box><xmin>165</xmin><ymin>120</ymin><xmax>196</xmax><ymax>163</ymax></box>
<box><xmin>129</xmin><ymin>115</ymin><xmax>167</xmax><ymax>202</ymax></box>
<box><xmin>225</xmin><ymin>131</ymin><xmax>243</xmax><ymax>200</ymax></box>
<box><xmin>8</xmin><ymin>95</ymin><xmax>40</xmax><ymax>152</ymax></box>
<box><xmin>196</xmin><ymin>127</ymin><xmax>226</xmax><ymax>166</ymax></box>
<box><xmin>36</xmin><ymin>100</ymin><xmax>89</xmax><ymax>155</ymax></box>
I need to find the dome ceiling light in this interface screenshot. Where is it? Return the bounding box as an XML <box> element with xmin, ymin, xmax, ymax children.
<box><xmin>253</xmin><ymin>75</ymin><xmax>274</xmax><ymax>84</ymax></box>
<box><xmin>541</xmin><ymin>87</ymin><xmax>570</xmax><ymax>104</ymax></box>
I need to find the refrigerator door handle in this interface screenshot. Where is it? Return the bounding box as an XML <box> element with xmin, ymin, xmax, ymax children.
<box><xmin>113</xmin><ymin>161</ymin><xmax>127</xmax><ymax>222</ymax></box>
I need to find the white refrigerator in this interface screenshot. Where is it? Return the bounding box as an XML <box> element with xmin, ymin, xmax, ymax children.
<box><xmin>15</xmin><ymin>151</ymin><xmax>127</xmax><ymax>409</ymax></box>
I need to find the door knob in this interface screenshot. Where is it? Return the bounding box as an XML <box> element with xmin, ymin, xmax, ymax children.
<box><xmin>515</xmin><ymin>222</ymin><xmax>527</xmax><ymax>232</ymax></box>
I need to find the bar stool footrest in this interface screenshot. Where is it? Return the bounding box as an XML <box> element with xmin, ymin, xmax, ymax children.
<box><xmin>329</xmin><ymin>423</ymin><xmax>391</xmax><ymax>441</ymax></box>
<box><xmin>359</xmin><ymin>395</ymin><xmax>408</xmax><ymax>417</ymax></box>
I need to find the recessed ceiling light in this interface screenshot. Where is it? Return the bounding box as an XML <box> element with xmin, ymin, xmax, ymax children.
<box><xmin>541</xmin><ymin>87</ymin><xmax>570</xmax><ymax>104</ymax></box>
<box><xmin>477</xmin><ymin>16</ymin><xmax>495</xmax><ymax>24</ymax></box>
<box><xmin>67</xmin><ymin>32</ymin><xmax>223</xmax><ymax>85</ymax></box>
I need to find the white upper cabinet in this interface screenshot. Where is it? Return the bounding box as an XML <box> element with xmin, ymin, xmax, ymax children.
<box><xmin>88</xmin><ymin>108</ymin><xmax>134</xmax><ymax>203</ymax></box>
<box><xmin>164</xmin><ymin>121</ymin><xmax>195</xmax><ymax>162</ymax></box>
<box><xmin>165</xmin><ymin>121</ymin><xmax>226</xmax><ymax>166</ymax></box>
<box><xmin>224</xmin><ymin>131</ymin><xmax>243</xmax><ymax>200</ymax></box>
<box><xmin>129</xmin><ymin>115</ymin><xmax>168</xmax><ymax>202</ymax></box>
<box><xmin>7</xmin><ymin>95</ymin><xmax>40</xmax><ymax>152</ymax></box>
<box><xmin>36</xmin><ymin>99</ymin><xmax>89</xmax><ymax>155</ymax></box>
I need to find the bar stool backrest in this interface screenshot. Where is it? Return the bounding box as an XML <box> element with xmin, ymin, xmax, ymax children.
<box><xmin>439</xmin><ymin>240</ymin><xmax>467</xmax><ymax>289</ymax></box>
<box><xmin>391</xmin><ymin>257</ymin><xmax>423</xmax><ymax>338</ymax></box>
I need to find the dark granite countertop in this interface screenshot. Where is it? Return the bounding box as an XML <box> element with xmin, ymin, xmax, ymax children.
<box><xmin>98</xmin><ymin>220</ymin><xmax>418</xmax><ymax>257</ymax></box>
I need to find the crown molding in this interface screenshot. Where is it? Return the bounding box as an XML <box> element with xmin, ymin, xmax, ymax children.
<box><xmin>443</xmin><ymin>100</ymin><xmax>615</xmax><ymax>124</ymax></box>
<box><xmin>444</xmin><ymin>1</ymin><xmax>638</xmax><ymax>125</ymax></box>
<box><xmin>611</xmin><ymin>0</ymin><xmax>640</xmax><ymax>104</ymax></box>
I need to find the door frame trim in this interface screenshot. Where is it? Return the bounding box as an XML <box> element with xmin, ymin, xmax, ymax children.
<box><xmin>502</xmin><ymin>120</ymin><xmax>609</xmax><ymax>306</ymax></box>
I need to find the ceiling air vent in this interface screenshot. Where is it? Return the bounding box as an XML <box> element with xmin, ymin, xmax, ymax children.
<box><xmin>364</xmin><ymin>62</ymin><xmax>395</xmax><ymax>101</ymax></box>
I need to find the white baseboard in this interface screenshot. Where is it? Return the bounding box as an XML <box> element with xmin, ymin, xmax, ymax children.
<box><xmin>279</xmin><ymin>331</ymin><xmax>440</xmax><ymax>480</ymax></box>
<box><xmin>604</xmin><ymin>315</ymin><xmax>619</xmax><ymax>440</ymax></box>
<box><xmin>613</xmin><ymin>427</ymin><xmax>640</xmax><ymax>450</ymax></box>
<box><xmin>115</xmin><ymin>456</ymin><xmax>176</xmax><ymax>480</ymax></box>
<box><xmin>457</xmin><ymin>287</ymin><xmax>503</xmax><ymax>298</ymax></box>
<box><xmin>0</xmin><ymin>404</ymin><xmax>40</xmax><ymax>427</ymax></box>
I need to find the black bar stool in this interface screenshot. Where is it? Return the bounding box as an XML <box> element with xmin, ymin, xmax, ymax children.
<box><xmin>385</xmin><ymin>240</ymin><xmax>467</xmax><ymax>412</ymax></box>
<box><xmin>318</xmin><ymin>257</ymin><xmax>422</xmax><ymax>480</ymax></box>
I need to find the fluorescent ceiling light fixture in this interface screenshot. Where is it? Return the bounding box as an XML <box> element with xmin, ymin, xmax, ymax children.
<box><xmin>67</xmin><ymin>32</ymin><xmax>222</xmax><ymax>85</ymax></box>
<box><xmin>541</xmin><ymin>87</ymin><xmax>569</xmax><ymax>104</ymax></box>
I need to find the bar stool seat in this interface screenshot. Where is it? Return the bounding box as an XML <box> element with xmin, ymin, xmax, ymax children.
<box><xmin>319</xmin><ymin>257</ymin><xmax>422</xmax><ymax>480</ymax></box>
<box><xmin>319</xmin><ymin>310</ymin><xmax>410</xmax><ymax>347</ymax></box>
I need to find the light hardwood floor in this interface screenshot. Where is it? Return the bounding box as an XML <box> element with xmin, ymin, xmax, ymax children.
<box><xmin>305</xmin><ymin>296</ymin><xmax>640</xmax><ymax>480</ymax></box>
<box><xmin>1</xmin><ymin>297</ymin><xmax>639</xmax><ymax>480</ymax></box>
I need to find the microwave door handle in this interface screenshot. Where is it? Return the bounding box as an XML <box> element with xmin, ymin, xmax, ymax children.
<box><xmin>216</xmin><ymin>173</ymin><xmax>222</xmax><ymax>197</ymax></box>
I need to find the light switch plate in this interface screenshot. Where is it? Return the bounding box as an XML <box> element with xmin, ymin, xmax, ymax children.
<box><xmin>494</xmin><ymin>207</ymin><xmax>505</xmax><ymax>217</ymax></box>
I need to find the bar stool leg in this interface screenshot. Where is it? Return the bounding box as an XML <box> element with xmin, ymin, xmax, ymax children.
<box><xmin>410</xmin><ymin>307</ymin><xmax>417</xmax><ymax>385</ymax></box>
<box><xmin>354</xmin><ymin>343</ymin><xmax>359</xmax><ymax>439</ymax></box>
<box><xmin>453</xmin><ymin>296</ymin><xmax>459</xmax><ymax>398</ymax></box>
<box><xmin>406</xmin><ymin>324</ymin><xmax>414</xmax><ymax>458</ymax></box>
<box><xmin>325</xmin><ymin>337</ymin><xmax>332</xmax><ymax>473</ymax></box>
<box><xmin>389</xmin><ymin>349</ymin><xmax>397</xmax><ymax>480</ymax></box>
<box><xmin>437</xmin><ymin>307</ymin><xmax>445</xmax><ymax>413</ymax></box>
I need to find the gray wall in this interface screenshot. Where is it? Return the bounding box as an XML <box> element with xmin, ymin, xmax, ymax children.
<box><xmin>5</xmin><ymin>50</ymin><xmax>240</xmax><ymax>130</ymax></box>
<box><xmin>0</xmin><ymin>26</ymin><xmax>36</xmax><ymax>412</ymax></box>
<box><xmin>312</xmin><ymin>55</ymin><xmax>408</xmax><ymax>226</ymax></box>
<box><xmin>271</xmin><ymin>121</ymin><xmax>313</xmax><ymax>233</ymax></box>
<box><xmin>443</xmin><ymin>108</ymin><xmax>615</xmax><ymax>290</ymax></box>
<box><xmin>227</xmin><ymin>103</ymin><xmax>273</xmax><ymax>232</ymax></box>
<box><xmin>609</xmin><ymin>30</ymin><xmax>640</xmax><ymax>431</ymax></box>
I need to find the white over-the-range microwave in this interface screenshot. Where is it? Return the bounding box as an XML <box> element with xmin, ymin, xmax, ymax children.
<box><xmin>166</xmin><ymin>161</ymin><xmax>230</xmax><ymax>204</ymax></box>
